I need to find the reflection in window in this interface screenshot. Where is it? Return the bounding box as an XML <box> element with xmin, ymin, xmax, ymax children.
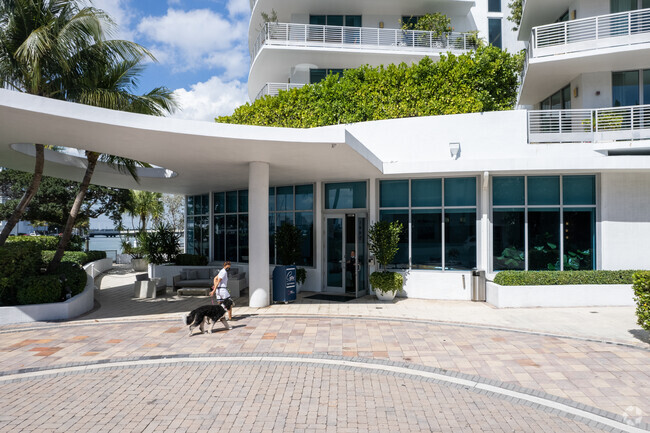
<box><xmin>411</xmin><ymin>210</ymin><xmax>442</xmax><ymax>268</ymax></box>
<box><xmin>269</xmin><ymin>185</ymin><xmax>314</xmax><ymax>266</ymax></box>
<box><xmin>445</xmin><ymin>210</ymin><xmax>476</xmax><ymax>270</ymax></box>
<box><xmin>493</xmin><ymin>210</ymin><xmax>525</xmax><ymax>271</ymax></box>
<box><xmin>379</xmin><ymin>210</ymin><xmax>409</xmax><ymax>267</ymax></box>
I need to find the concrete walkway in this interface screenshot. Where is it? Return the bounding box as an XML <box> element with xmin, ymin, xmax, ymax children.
<box><xmin>0</xmin><ymin>266</ymin><xmax>648</xmax><ymax>432</ymax></box>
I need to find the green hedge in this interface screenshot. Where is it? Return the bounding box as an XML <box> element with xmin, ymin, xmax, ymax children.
<box><xmin>41</xmin><ymin>250</ymin><xmax>106</xmax><ymax>266</ymax></box>
<box><xmin>6</xmin><ymin>235</ymin><xmax>84</xmax><ymax>251</ymax></box>
<box><xmin>633</xmin><ymin>271</ymin><xmax>650</xmax><ymax>331</ymax></box>
<box><xmin>493</xmin><ymin>270</ymin><xmax>638</xmax><ymax>286</ymax></box>
<box><xmin>175</xmin><ymin>254</ymin><xmax>208</xmax><ymax>266</ymax></box>
<box><xmin>15</xmin><ymin>263</ymin><xmax>87</xmax><ymax>305</ymax></box>
<box><xmin>0</xmin><ymin>242</ymin><xmax>43</xmax><ymax>306</ymax></box>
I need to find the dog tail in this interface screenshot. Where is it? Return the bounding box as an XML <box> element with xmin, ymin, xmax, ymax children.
<box><xmin>183</xmin><ymin>313</ymin><xmax>192</xmax><ymax>326</ymax></box>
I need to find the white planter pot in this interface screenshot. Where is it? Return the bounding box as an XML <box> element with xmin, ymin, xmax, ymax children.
<box><xmin>131</xmin><ymin>258</ymin><xmax>148</xmax><ymax>272</ymax></box>
<box><xmin>375</xmin><ymin>290</ymin><xmax>396</xmax><ymax>301</ymax></box>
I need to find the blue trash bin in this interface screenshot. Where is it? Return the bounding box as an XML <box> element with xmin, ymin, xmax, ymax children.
<box><xmin>272</xmin><ymin>265</ymin><xmax>297</xmax><ymax>303</ymax></box>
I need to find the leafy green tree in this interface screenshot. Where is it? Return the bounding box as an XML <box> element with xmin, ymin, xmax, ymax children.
<box><xmin>218</xmin><ymin>47</ymin><xmax>522</xmax><ymax>128</ymax></box>
<box><xmin>507</xmin><ymin>0</ymin><xmax>523</xmax><ymax>31</ymax></box>
<box><xmin>401</xmin><ymin>13</ymin><xmax>452</xmax><ymax>37</ymax></box>
<box><xmin>0</xmin><ymin>168</ymin><xmax>130</xmax><ymax>231</ymax></box>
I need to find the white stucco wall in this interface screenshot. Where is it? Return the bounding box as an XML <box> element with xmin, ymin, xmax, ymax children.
<box><xmin>395</xmin><ymin>270</ymin><xmax>473</xmax><ymax>300</ymax></box>
<box><xmin>570</xmin><ymin>0</ymin><xmax>609</xmax><ymax>20</ymax></box>
<box><xmin>571</xmin><ymin>71</ymin><xmax>612</xmax><ymax>109</ymax></box>
<box><xmin>600</xmin><ymin>172</ymin><xmax>650</xmax><ymax>270</ymax></box>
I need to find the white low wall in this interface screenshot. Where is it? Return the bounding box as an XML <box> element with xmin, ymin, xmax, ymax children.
<box><xmin>394</xmin><ymin>270</ymin><xmax>473</xmax><ymax>300</ymax></box>
<box><xmin>85</xmin><ymin>258</ymin><xmax>113</xmax><ymax>278</ymax></box>
<box><xmin>486</xmin><ymin>281</ymin><xmax>635</xmax><ymax>308</ymax></box>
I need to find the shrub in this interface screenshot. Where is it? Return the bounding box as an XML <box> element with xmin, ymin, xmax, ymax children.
<box><xmin>0</xmin><ymin>242</ymin><xmax>43</xmax><ymax>305</ymax></box>
<box><xmin>494</xmin><ymin>270</ymin><xmax>638</xmax><ymax>286</ymax></box>
<box><xmin>369</xmin><ymin>271</ymin><xmax>404</xmax><ymax>294</ymax></box>
<box><xmin>41</xmin><ymin>250</ymin><xmax>106</xmax><ymax>266</ymax></box>
<box><xmin>16</xmin><ymin>274</ymin><xmax>62</xmax><ymax>305</ymax></box>
<box><xmin>633</xmin><ymin>271</ymin><xmax>650</xmax><ymax>331</ymax></box>
<box><xmin>6</xmin><ymin>235</ymin><xmax>59</xmax><ymax>250</ymax></box>
<box><xmin>141</xmin><ymin>223</ymin><xmax>180</xmax><ymax>265</ymax></box>
<box><xmin>175</xmin><ymin>254</ymin><xmax>208</xmax><ymax>266</ymax></box>
<box><xmin>52</xmin><ymin>262</ymin><xmax>88</xmax><ymax>297</ymax></box>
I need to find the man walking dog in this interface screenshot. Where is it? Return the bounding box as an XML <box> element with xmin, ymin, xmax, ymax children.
<box><xmin>210</xmin><ymin>261</ymin><xmax>233</xmax><ymax>321</ymax></box>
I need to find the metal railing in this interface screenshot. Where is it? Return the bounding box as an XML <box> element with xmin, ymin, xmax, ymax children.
<box><xmin>531</xmin><ymin>8</ymin><xmax>650</xmax><ymax>58</ymax></box>
<box><xmin>255</xmin><ymin>82</ymin><xmax>305</xmax><ymax>101</ymax></box>
<box><xmin>528</xmin><ymin>104</ymin><xmax>650</xmax><ymax>143</ymax></box>
<box><xmin>252</xmin><ymin>22</ymin><xmax>478</xmax><ymax>60</ymax></box>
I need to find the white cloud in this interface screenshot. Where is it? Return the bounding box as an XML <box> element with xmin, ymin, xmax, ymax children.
<box><xmin>171</xmin><ymin>76</ymin><xmax>249</xmax><ymax>121</ymax></box>
<box><xmin>227</xmin><ymin>0</ymin><xmax>250</xmax><ymax>17</ymax></box>
<box><xmin>84</xmin><ymin>0</ymin><xmax>137</xmax><ymax>40</ymax></box>
<box><xmin>136</xmin><ymin>8</ymin><xmax>249</xmax><ymax>77</ymax></box>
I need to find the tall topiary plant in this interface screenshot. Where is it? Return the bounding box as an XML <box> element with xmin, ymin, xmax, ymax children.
<box><xmin>368</xmin><ymin>220</ymin><xmax>404</xmax><ymax>297</ymax></box>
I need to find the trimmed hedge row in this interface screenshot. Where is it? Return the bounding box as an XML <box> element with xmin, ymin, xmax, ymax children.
<box><xmin>16</xmin><ymin>262</ymin><xmax>87</xmax><ymax>305</ymax></box>
<box><xmin>6</xmin><ymin>235</ymin><xmax>83</xmax><ymax>251</ymax></box>
<box><xmin>0</xmin><ymin>242</ymin><xmax>43</xmax><ymax>306</ymax></box>
<box><xmin>633</xmin><ymin>271</ymin><xmax>650</xmax><ymax>331</ymax></box>
<box><xmin>41</xmin><ymin>250</ymin><xmax>107</xmax><ymax>266</ymax></box>
<box><xmin>493</xmin><ymin>270</ymin><xmax>638</xmax><ymax>286</ymax></box>
<box><xmin>175</xmin><ymin>254</ymin><xmax>208</xmax><ymax>266</ymax></box>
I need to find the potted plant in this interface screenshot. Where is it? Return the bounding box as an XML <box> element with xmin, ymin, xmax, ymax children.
<box><xmin>121</xmin><ymin>231</ymin><xmax>148</xmax><ymax>272</ymax></box>
<box><xmin>368</xmin><ymin>220</ymin><xmax>404</xmax><ymax>301</ymax></box>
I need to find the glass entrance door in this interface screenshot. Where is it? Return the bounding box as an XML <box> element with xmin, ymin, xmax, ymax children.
<box><xmin>325</xmin><ymin>214</ymin><xmax>367</xmax><ymax>296</ymax></box>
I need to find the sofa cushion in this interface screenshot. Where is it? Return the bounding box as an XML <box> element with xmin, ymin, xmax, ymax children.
<box><xmin>230</xmin><ymin>267</ymin><xmax>239</xmax><ymax>276</ymax></box>
<box><xmin>188</xmin><ymin>270</ymin><xmax>198</xmax><ymax>280</ymax></box>
<box><xmin>196</xmin><ymin>269</ymin><xmax>210</xmax><ymax>280</ymax></box>
<box><xmin>210</xmin><ymin>268</ymin><xmax>219</xmax><ymax>279</ymax></box>
<box><xmin>180</xmin><ymin>271</ymin><xmax>188</xmax><ymax>280</ymax></box>
<box><xmin>175</xmin><ymin>279</ymin><xmax>212</xmax><ymax>288</ymax></box>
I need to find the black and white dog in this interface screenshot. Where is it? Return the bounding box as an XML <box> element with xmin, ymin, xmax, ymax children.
<box><xmin>183</xmin><ymin>298</ymin><xmax>234</xmax><ymax>336</ymax></box>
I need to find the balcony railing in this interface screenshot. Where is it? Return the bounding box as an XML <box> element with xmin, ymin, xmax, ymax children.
<box><xmin>252</xmin><ymin>22</ymin><xmax>477</xmax><ymax>60</ymax></box>
<box><xmin>528</xmin><ymin>105</ymin><xmax>650</xmax><ymax>143</ymax></box>
<box><xmin>531</xmin><ymin>8</ymin><xmax>650</xmax><ymax>58</ymax></box>
<box><xmin>255</xmin><ymin>83</ymin><xmax>305</xmax><ymax>101</ymax></box>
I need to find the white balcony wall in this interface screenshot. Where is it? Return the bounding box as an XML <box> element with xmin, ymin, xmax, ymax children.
<box><xmin>571</xmin><ymin>72</ymin><xmax>613</xmax><ymax>110</ymax></box>
<box><xmin>569</xmin><ymin>0</ymin><xmax>609</xmax><ymax>20</ymax></box>
<box><xmin>600</xmin><ymin>172</ymin><xmax>650</xmax><ymax>270</ymax></box>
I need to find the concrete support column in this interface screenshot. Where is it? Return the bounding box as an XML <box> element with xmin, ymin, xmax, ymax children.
<box><xmin>248</xmin><ymin>162</ymin><xmax>270</xmax><ymax>308</ymax></box>
<box><xmin>479</xmin><ymin>171</ymin><xmax>490</xmax><ymax>271</ymax></box>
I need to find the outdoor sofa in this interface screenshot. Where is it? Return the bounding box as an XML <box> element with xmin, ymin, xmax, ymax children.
<box><xmin>172</xmin><ymin>267</ymin><xmax>246</xmax><ymax>297</ymax></box>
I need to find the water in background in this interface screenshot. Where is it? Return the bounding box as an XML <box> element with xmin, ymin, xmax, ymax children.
<box><xmin>88</xmin><ymin>236</ymin><xmax>185</xmax><ymax>262</ymax></box>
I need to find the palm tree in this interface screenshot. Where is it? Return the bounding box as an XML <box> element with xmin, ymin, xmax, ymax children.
<box><xmin>126</xmin><ymin>190</ymin><xmax>165</xmax><ymax>232</ymax></box>
<box><xmin>46</xmin><ymin>54</ymin><xmax>177</xmax><ymax>273</ymax></box>
<box><xmin>0</xmin><ymin>0</ymin><xmax>165</xmax><ymax>245</ymax></box>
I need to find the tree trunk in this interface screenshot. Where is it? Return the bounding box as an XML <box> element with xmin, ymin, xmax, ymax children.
<box><xmin>47</xmin><ymin>152</ymin><xmax>99</xmax><ymax>273</ymax></box>
<box><xmin>0</xmin><ymin>144</ymin><xmax>45</xmax><ymax>246</ymax></box>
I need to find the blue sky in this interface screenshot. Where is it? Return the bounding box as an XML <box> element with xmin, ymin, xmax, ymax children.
<box><xmin>90</xmin><ymin>0</ymin><xmax>251</xmax><ymax>121</ymax></box>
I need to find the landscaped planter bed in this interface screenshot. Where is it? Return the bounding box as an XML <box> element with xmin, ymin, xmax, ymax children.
<box><xmin>486</xmin><ymin>281</ymin><xmax>634</xmax><ymax>308</ymax></box>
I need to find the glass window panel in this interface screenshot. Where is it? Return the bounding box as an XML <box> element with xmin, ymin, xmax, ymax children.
<box><xmin>444</xmin><ymin>209</ymin><xmax>476</xmax><ymax>270</ymax></box>
<box><xmin>309</xmin><ymin>15</ymin><xmax>326</xmax><ymax>25</ymax></box>
<box><xmin>238</xmin><ymin>215</ymin><xmax>248</xmax><ymax>263</ymax></box>
<box><xmin>277</xmin><ymin>212</ymin><xmax>294</xmax><ymax>226</ymax></box>
<box><xmin>199</xmin><ymin>216</ymin><xmax>209</xmax><ymax>258</ymax></box>
<box><xmin>200</xmin><ymin>194</ymin><xmax>209</xmax><ymax>215</ymax></box>
<box><xmin>563</xmin><ymin>176</ymin><xmax>596</xmax><ymax>205</ymax></box>
<box><xmin>643</xmin><ymin>70</ymin><xmax>650</xmax><ymax>105</ymax></box>
<box><xmin>310</xmin><ymin>69</ymin><xmax>327</xmax><ymax>84</ymax></box>
<box><xmin>345</xmin><ymin>15</ymin><xmax>362</xmax><ymax>27</ymax></box>
<box><xmin>612</xmin><ymin>70</ymin><xmax>639</xmax><ymax>106</ymax></box>
<box><xmin>380</xmin><ymin>180</ymin><xmax>408</xmax><ymax>208</ymax></box>
<box><xmin>528</xmin><ymin>176</ymin><xmax>560</xmax><ymax>205</ymax></box>
<box><xmin>325</xmin><ymin>182</ymin><xmax>366</xmax><ymax>209</ymax></box>
<box><xmin>493</xmin><ymin>177</ymin><xmax>525</xmax><ymax>206</ymax></box>
<box><xmin>327</xmin><ymin>15</ymin><xmax>343</xmax><ymax>26</ymax></box>
<box><xmin>493</xmin><ymin>210</ymin><xmax>525</xmax><ymax>271</ymax></box>
<box><xmin>269</xmin><ymin>214</ymin><xmax>275</xmax><ymax>264</ymax></box>
<box><xmin>610</xmin><ymin>0</ymin><xmax>637</xmax><ymax>12</ymax></box>
<box><xmin>226</xmin><ymin>215</ymin><xmax>237</xmax><ymax>262</ymax></box>
<box><xmin>412</xmin><ymin>179</ymin><xmax>442</xmax><ymax>207</ymax></box>
<box><xmin>528</xmin><ymin>209</ymin><xmax>560</xmax><ymax>270</ymax></box>
<box><xmin>187</xmin><ymin>196</ymin><xmax>194</xmax><ymax>216</ymax></box>
<box><xmin>238</xmin><ymin>190</ymin><xmax>248</xmax><ymax>213</ymax></box>
<box><xmin>186</xmin><ymin>217</ymin><xmax>195</xmax><ymax>254</ymax></box>
<box><xmin>562</xmin><ymin>85</ymin><xmax>571</xmax><ymax>109</ymax></box>
<box><xmin>550</xmin><ymin>90</ymin><xmax>562</xmax><ymax>109</ymax></box>
<box><xmin>296</xmin><ymin>212</ymin><xmax>314</xmax><ymax>266</ymax></box>
<box><xmin>444</xmin><ymin>177</ymin><xmax>476</xmax><ymax>207</ymax></box>
<box><xmin>411</xmin><ymin>210</ymin><xmax>442</xmax><ymax>269</ymax></box>
<box><xmin>276</xmin><ymin>186</ymin><xmax>293</xmax><ymax>211</ymax></box>
<box><xmin>379</xmin><ymin>210</ymin><xmax>409</xmax><ymax>268</ymax></box>
<box><xmin>226</xmin><ymin>191</ymin><xmax>238</xmax><ymax>213</ymax></box>
<box><xmin>563</xmin><ymin>209</ymin><xmax>596</xmax><ymax>270</ymax></box>
<box><xmin>541</xmin><ymin>98</ymin><xmax>551</xmax><ymax>110</ymax></box>
<box><xmin>269</xmin><ymin>188</ymin><xmax>275</xmax><ymax>212</ymax></box>
<box><xmin>213</xmin><ymin>192</ymin><xmax>225</xmax><ymax>214</ymax></box>
<box><xmin>488</xmin><ymin>0</ymin><xmax>501</xmax><ymax>12</ymax></box>
<box><xmin>295</xmin><ymin>184</ymin><xmax>314</xmax><ymax>210</ymax></box>
<box><xmin>488</xmin><ymin>18</ymin><xmax>502</xmax><ymax>48</ymax></box>
<box><xmin>214</xmin><ymin>215</ymin><xmax>225</xmax><ymax>262</ymax></box>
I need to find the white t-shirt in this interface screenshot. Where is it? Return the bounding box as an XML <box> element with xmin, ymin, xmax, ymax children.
<box><xmin>215</xmin><ymin>268</ymin><xmax>230</xmax><ymax>299</ymax></box>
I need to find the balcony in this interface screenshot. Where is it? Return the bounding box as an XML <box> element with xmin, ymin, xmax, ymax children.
<box><xmin>528</xmin><ymin>105</ymin><xmax>650</xmax><ymax>144</ymax></box>
<box><xmin>251</xmin><ymin>22</ymin><xmax>478</xmax><ymax>61</ymax></box>
<box><xmin>530</xmin><ymin>9</ymin><xmax>650</xmax><ymax>59</ymax></box>
<box><xmin>255</xmin><ymin>83</ymin><xmax>305</xmax><ymax>101</ymax></box>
